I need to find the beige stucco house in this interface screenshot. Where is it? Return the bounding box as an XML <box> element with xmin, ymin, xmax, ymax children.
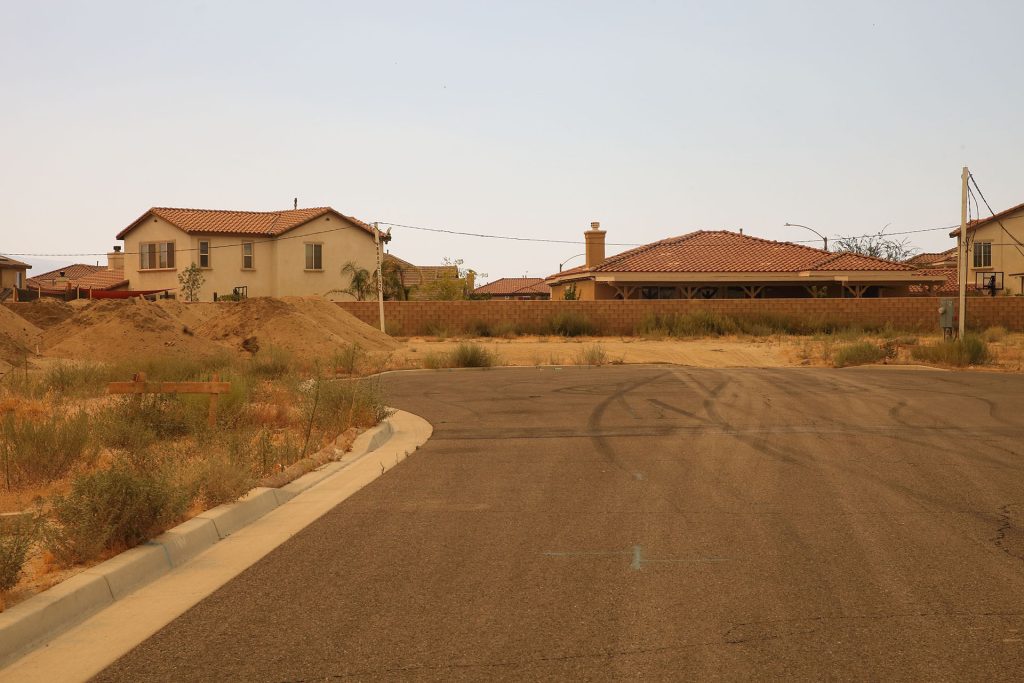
<box><xmin>951</xmin><ymin>200</ymin><xmax>1024</xmax><ymax>295</ymax></box>
<box><xmin>546</xmin><ymin>222</ymin><xmax>943</xmax><ymax>299</ymax></box>
<box><xmin>117</xmin><ymin>207</ymin><xmax>380</xmax><ymax>300</ymax></box>
<box><xmin>0</xmin><ymin>255</ymin><xmax>30</xmax><ymax>292</ymax></box>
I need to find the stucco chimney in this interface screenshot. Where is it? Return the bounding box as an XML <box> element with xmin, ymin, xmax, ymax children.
<box><xmin>585</xmin><ymin>221</ymin><xmax>606</xmax><ymax>269</ymax></box>
<box><xmin>107</xmin><ymin>245</ymin><xmax>124</xmax><ymax>272</ymax></box>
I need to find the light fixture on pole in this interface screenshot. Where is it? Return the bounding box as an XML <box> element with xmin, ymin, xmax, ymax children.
<box><xmin>784</xmin><ymin>223</ymin><xmax>828</xmax><ymax>251</ymax></box>
<box><xmin>559</xmin><ymin>253</ymin><xmax>585</xmax><ymax>272</ymax></box>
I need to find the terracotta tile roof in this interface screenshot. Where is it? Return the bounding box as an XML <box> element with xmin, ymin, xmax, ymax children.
<box><xmin>950</xmin><ymin>200</ymin><xmax>1024</xmax><ymax>236</ymax></box>
<box><xmin>27</xmin><ymin>264</ymin><xmax>128</xmax><ymax>290</ymax></box>
<box><xmin>0</xmin><ymin>254</ymin><xmax>30</xmax><ymax>270</ymax></box>
<box><xmin>117</xmin><ymin>207</ymin><xmax>376</xmax><ymax>240</ymax></box>
<box><xmin>906</xmin><ymin>248</ymin><xmax>957</xmax><ymax>266</ymax></box>
<box><xmin>384</xmin><ymin>254</ymin><xmax>459</xmax><ymax>287</ymax></box>
<box><xmin>474</xmin><ymin>277</ymin><xmax>550</xmax><ymax>296</ymax></box>
<box><xmin>547</xmin><ymin>230</ymin><xmax>915</xmax><ymax>280</ymax></box>
<box><xmin>907</xmin><ymin>267</ymin><xmax>976</xmax><ymax>295</ymax></box>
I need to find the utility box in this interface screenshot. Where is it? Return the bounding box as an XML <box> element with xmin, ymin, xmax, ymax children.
<box><xmin>939</xmin><ymin>298</ymin><xmax>955</xmax><ymax>331</ymax></box>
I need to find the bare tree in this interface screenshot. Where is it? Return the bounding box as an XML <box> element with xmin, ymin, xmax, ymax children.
<box><xmin>831</xmin><ymin>225</ymin><xmax>918</xmax><ymax>262</ymax></box>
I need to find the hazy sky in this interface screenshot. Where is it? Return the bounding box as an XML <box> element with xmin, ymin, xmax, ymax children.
<box><xmin>2</xmin><ymin>0</ymin><xmax>1022</xmax><ymax>282</ymax></box>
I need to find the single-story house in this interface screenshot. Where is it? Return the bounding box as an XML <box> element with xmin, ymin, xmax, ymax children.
<box><xmin>116</xmin><ymin>206</ymin><xmax>381</xmax><ymax>300</ymax></box>
<box><xmin>474</xmin><ymin>277</ymin><xmax>550</xmax><ymax>300</ymax></box>
<box><xmin>906</xmin><ymin>248</ymin><xmax>957</xmax><ymax>269</ymax></box>
<box><xmin>384</xmin><ymin>254</ymin><xmax>471</xmax><ymax>300</ymax></box>
<box><xmin>951</xmin><ymin>200</ymin><xmax>1024</xmax><ymax>295</ymax></box>
<box><xmin>545</xmin><ymin>223</ymin><xmax>944</xmax><ymax>299</ymax></box>
<box><xmin>26</xmin><ymin>257</ymin><xmax>128</xmax><ymax>293</ymax></box>
<box><xmin>0</xmin><ymin>255</ymin><xmax>30</xmax><ymax>293</ymax></box>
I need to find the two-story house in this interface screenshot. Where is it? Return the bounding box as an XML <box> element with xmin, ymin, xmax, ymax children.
<box><xmin>952</xmin><ymin>200</ymin><xmax>1024</xmax><ymax>296</ymax></box>
<box><xmin>117</xmin><ymin>207</ymin><xmax>381</xmax><ymax>300</ymax></box>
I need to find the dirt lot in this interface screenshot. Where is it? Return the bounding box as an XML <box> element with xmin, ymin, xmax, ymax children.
<box><xmin>398</xmin><ymin>336</ymin><xmax>791</xmax><ymax>367</ymax></box>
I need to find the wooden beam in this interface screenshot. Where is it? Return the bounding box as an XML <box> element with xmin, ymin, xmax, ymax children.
<box><xmin>108</xmin><ymin>372</ymin><xmax>229</xmax><ymax>428</ymax></box>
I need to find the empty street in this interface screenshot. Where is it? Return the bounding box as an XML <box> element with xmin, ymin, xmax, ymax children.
<box><xmin>93</xmin><ymin>366</ymin><xmax>1024</xmax><ymax>681</ymax></box>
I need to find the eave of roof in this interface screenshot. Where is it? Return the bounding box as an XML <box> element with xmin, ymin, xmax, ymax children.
<box><xmin>116</xmin><ymin>207</ymin><xmax>376</xmax><ymax>240</ymax></box>
<box><xmin>950</xmin><ymin>200</ymin><xmax>1024</xmax><ymax>237</ymax></box>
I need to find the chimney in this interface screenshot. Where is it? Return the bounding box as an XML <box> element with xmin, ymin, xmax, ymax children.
<box><xmin>54</xmin><ymin>270</ymin><xmax>68</xmax><ymax>288</ymax></box>
<box><xmin>107</xmin><ymin>245</ymin><xmax>124</xmax><ymax>272</ymax></box>
<box><xmin>466</xmin><ymin>270</ymin><xmax>476</xmax><ymax>292</ymax></box>
<box><xmin>584</xmin><ymin>221</ymin><xmax>606</xmax><ymax>269</ymax></box>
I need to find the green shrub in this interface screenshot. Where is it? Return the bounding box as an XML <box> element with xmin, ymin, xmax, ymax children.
<box><xmin>833</xmin><ymin>342</ymin><xmax>886</xmax><ymax>368</ymax></box>
<box><xmin>467</xmin><ymin>319</ymin><xmax>494</xmax><ymax>337</ymax></box>
<box><xmin>547</xmin><ymin>311</ymin><xmax>596</xmax><ymax>337</ymax></box>
<box><xmin>46</xmin><ymin>457</ymin><xmax>190</xmax><ymax>566</ymax></box>
<box><xmin>0</xmin><ymin>513</ymin><xmax>39</xmax><ymax>592</ymax></box>
<box><xmin>0</xmin><ymin>411</ymin><xmax>95</xmax><ymax>488</ymax></box>
<box><xmin>573</xmin><ymin>344</ymin><xmax>608</xmax><ymax>366</ymax></box>
<box><xmin>911</xmin><ymin>335</ymin><xmax>990</xmax><ymax>367</ymax></box>
<box><xmin>422</xmin><ymin>343</ymin><xmax>497</xmax><ymax>369</ymax></box>
<box><xmin>423</xmin><ymin>321</ymin><xmax>451</xmax><ymax>338</ymax></box>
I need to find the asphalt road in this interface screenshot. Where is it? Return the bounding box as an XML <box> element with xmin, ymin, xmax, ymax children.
<box><xmin>95</xmin><ymin>366</ymin><xmax>1024</xmax><ymax>681</ymax></box>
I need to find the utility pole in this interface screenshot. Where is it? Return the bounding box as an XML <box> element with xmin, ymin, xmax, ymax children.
<box><xmin>958</xmin><ymin>167</ymin><xmax>969</xmax><ymax>339</ymax></box>
<box><xmin>373</xmin><ymin>222</ymin><xmax>386</xmax><ymax>333</ymax></box>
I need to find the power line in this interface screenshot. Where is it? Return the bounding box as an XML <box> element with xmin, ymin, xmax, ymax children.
<box><xmin>375</xmin><ymin>221</ymin><xmax>643</xmax><ymax>246</ymax></box>
<box><xmin>968</xmin><ymin>173</ymin><xmax>1024</xmax><ymax>260</ymax></box>
<box><xmin>5</xmin><ymin>219</ymin><xmax>960</xmax><ymax>258</ymax></box>
<box><xmin>3</xmin><ymin>224</ymin><xmax>367</xmax><ymax>258</ymax></box>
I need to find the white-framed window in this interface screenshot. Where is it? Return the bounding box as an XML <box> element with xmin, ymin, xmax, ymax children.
<box><xmin>305</xmin><ymin>243</ymin><xmax>323</xmax><ymax>270</ymax></box>
<box><xmin>198</xmin><ymin>240</ymin><xmax>211</xmax><ymax>268</ymax></box>
<box><xmin>139</xmin><ymin>241</ymin><xmax>175</xmax><ymax>270</ymax></box>
<box><xmin>973</xmin><ymin>241</ymin><xmax>992</xmax><ymax>268</ymax></box>
<box><xmin>242</xmin><ymin>242</ymin><xmax>254</xmax><ymax>269</ymax></box>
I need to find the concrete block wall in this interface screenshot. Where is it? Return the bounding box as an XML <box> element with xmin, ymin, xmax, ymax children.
<box><xmin>337</xmin><ymin>298</ymin><xmax>1024</xmax><ymax>335</ymax></box>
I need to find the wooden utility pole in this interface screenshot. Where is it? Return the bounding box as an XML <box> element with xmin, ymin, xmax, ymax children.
<box><xmin>958</xmin><ymin>166</ymin><xmax>969</xmax><ymax>338</ymax></box>
<box><xmin>373</xmin><ymin>222</ymin><xmax>386</xmax><ymax>333</ymax></box>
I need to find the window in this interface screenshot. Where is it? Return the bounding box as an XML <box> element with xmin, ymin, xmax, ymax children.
<box><xmin>198</xmin><ymin>240</ymin><xmax>211</xmax><ymax>268</ymax></box>
<box><xmin>305</xmin><ymin>243</ymin><xmax>323</xmax><ymax>270</ymax></box>
<box><xmin>973</xmin><ymin>241</ymin><xmax>992</xmax><ymax>268</ymax></box>
<box><xmin>242</xmin><ymin>242</ymin><xmax>254</xmax><ymax>269</ymax></box>
<box><xmin>139</xmin><ymin>241</ymin><xmax>175</xmax><ymax>270</ymax></box>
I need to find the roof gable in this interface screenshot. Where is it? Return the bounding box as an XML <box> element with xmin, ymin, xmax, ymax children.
<box><xmin>564</xmin><ymin>230</ymin><xmax>914</xmax><ymax>277</ymax></box>
<box><xmin>951</xmin><ymin>200</ymin><xmax>1024</xmax><ymax>236</ymax></box>
<box><xmin>475</xmin><ymin>277</ymin><xmax>550</xmax><ymax>295</ymax></box>
<box><xmin>117</xmin><ymin>207</ymin><xmax>376</xmax><ymax>240</ymax></box>
<box><xmin>26</xmin><ymin>263</ymin><xmax>127</xmax><ymax>290</ymax></box>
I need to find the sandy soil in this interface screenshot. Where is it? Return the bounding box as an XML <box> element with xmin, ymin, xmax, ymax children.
<box><xmin>3</xmin><ymin>297</ymin><xmax>397</xmax><ymax>367</ymax></box>
<box><xmin>396</xmin><ymin>335</ymin><xmax>792</xmax><ymax>368</ymax></box>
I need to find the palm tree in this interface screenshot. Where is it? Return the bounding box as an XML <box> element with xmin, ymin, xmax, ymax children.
<box><xmin>339</xmin><ymin>261</ymin><xmax>374</xmax><ymax>301</ymax></box>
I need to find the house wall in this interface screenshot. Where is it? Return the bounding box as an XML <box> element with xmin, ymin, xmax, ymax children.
<box><xmin>122</xmin><ymin>214</ymin><xmax>377</xmax><ymax>300</ymax></box>
<box><xmin>964</xmin><ymin>207</ymin><xmax>1024</xmax><ymax>296</ymax></box>
<box><xmin>0</xmin><ymin>267</ymin><xmax>27</xmax><ymax>289</ymax></box>
<box><xmin>337</xmin><ymin>297</ymin><xmax>1024</xmax><ymax>335</ymax></box>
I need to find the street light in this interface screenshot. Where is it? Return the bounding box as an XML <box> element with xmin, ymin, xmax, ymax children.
<box><xmin>559</xmin><ymin>253</ymin><xmax>585</xmax><ymax>271</ymax></box>
<box><xmin>784</xmin><ymin>223</ymin><xmax>828</xmax><ymax>251</ymax></box>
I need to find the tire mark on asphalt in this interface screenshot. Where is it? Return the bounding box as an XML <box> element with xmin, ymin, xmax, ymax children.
<box><xmin>993</xmin><ymin>504</ymin><xmax>1023</xmax><ymax>561</ymax></box>
<box><xmin>587</xmin><ymin>372</ymin><xmax>669</xmax><ymax>479</ymax></box>
<box><xmin>673</xmin><ymin>369</ymin><xmax>802</xmax><ymax>465</ymax></box>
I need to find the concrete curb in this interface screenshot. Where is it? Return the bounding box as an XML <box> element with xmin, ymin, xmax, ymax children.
<box><xmin>0</xmin><ymin>412</ymin><xmax>411</xmax><ymax>669</ymax></box>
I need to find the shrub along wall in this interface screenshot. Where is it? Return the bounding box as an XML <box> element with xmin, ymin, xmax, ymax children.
<box><xmin>337</xmin><ymin>297</ymin><xmax>1024</xmax><ymax>335</ymax></box>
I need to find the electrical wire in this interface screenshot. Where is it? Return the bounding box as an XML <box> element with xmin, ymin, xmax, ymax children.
<box><xmin>968</xmin><ymin>173</ymin><xmax>1024</xmax><ymax>258</ymax></box>
<box><xmin>4</xmin><ymin>219</ymin><xmax>960</xmax><ymax>258</ymax></box>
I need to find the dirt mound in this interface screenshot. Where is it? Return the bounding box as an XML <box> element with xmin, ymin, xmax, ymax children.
<box><xmin>40</xmin><ymin>298</ymin><xmax>224</xmax><ymax>362</ymax></box>
<box><xmin>194</xmin><ymin>297</ymin><xmax>398</xmax><ymax>360</ymax></box>
<box><xmin>0</xmin><ymin>305</ymin><xmax>42</xmax><ymax>367</ymax></box>
<box><xmin>6</xmin><ymin>299</ymin><xmax>76</xmax><ymax>330</ymax></box>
